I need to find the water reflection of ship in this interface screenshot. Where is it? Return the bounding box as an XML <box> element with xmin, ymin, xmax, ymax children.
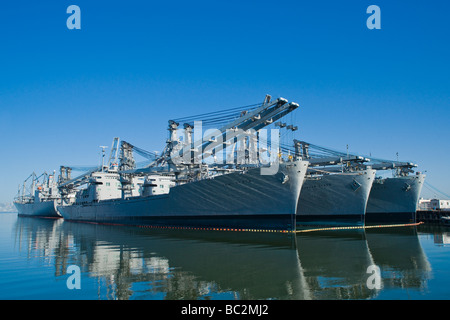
<box><xmin>296</xmin><ymin>227</ymin><xmax>433</xmax><ymax>299</ymax></box>
<box><xmin>365</xmin><ymin>227</ymin><xmax>432</xmax><ymax>293</ymax></box>
<box><xmin>63</xmin><ymin>221</ymin><xmax>310</xmax><ymax>300</ymax></box>
<box><xmin>14</xmin><ymin>216</ymin><xmax>308</xmax><ymax>300</ymax></box>
<box><xmin>12</xmin><ymin>216</ymin><xmax>434</xmax><ymax>300</ymax></box>
<box><xmin>13</xmin><ymin>216</ymin><xmax>67</xmax><ymax>276</ymax></box>
<box><xmin>296</xmin><ymin>230</ymin><xmax>377</xmax><ymax>299</ymax></box>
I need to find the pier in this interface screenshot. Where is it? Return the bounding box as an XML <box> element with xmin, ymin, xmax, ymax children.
<box><xmin>416</xmin><ymin>210</ymin><xmax>450</xmax><ymax>224</ymax></box>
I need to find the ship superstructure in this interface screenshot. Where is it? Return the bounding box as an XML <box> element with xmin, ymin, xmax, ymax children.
<box><xmin>57</xmin><ymin>95</ymin><xmax>309</xmax><ymax>231</ymax></box>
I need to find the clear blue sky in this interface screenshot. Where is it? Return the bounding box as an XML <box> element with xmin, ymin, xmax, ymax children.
<box><xmin>0</xmin><ymin>0</ymin><xmax>449</xmax><ymax>202</ymax></box>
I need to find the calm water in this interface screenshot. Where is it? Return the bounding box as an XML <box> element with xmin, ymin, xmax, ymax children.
<box><xmin>1</xmin><ymin>212</ymin><xmax>450</xmax><ymax>300</ymax></box>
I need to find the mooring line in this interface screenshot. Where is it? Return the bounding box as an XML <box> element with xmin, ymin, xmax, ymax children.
<box><xmin>294</xmin><ymin>221</ymin><xmax>424</xmax><ymax>233</ymax></box>
<box><xmin>32</xmin><ymin>216</ymin><xmax>424</xmax><ymax>234</ymax></box>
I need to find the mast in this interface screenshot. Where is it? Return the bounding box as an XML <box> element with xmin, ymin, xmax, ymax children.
<box><xmin>119</xmin><ymin>141</ymin><xmax>136</xmax><ymax>199</ymax></box>
<box><xmin>99</xmin><ymin>145</ymin><xmax>108</xmax><ymax>172</ymax></box>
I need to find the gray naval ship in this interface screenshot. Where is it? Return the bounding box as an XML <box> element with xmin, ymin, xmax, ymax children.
<box><xmin>57</xmin><ymin>96</ymin><xmax>309</xmax><ymax>231</ymax></box>
<box><xmin>291</xmin><ymin>140</ymin><xmax>376</xmax><ymax>227</ymax></box>
<box><xmin>278</xmin><ymin>140</ymin><xmax>424</xmax><ymax>225</ymax></box>
<box><xmin>14</xmin><ymin>171</ymin><xmax>61</xmax><ymax>217</ymax></box>
<box><xmin>364</xmin><ymin>160</ymin><xmax>425</xmax><ymax>223</ymax></box>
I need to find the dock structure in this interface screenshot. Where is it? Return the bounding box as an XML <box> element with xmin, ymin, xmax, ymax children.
<box><xmin>416</xmin><ymin>210</ymin><xmax>450</xmax><ymax>224</ymax></box>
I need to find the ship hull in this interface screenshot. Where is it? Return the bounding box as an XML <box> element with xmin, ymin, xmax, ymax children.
<box><xmin>58</xmin><ymin>160</ymin><xmax>309</xmax><ymax>231</ymax></box>
<box><xmin>296</xmin><ymin>169</ymin><xmax>376</xmax><ymax>227</ymax></box>
<box><xmin>365</xmin><ymin>173</ymin><xmax>425</xmax><ymax>224</ymax></box>
<box><xmin>14</xmin><ymin>200</ymin><xmax>61</xmax><ymax>218</ymax></box>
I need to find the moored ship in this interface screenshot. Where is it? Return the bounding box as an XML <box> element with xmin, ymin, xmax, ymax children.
<box><xmin>57</xmin><ymin>160</ymin><xmax>308</xmax><ymax>231</ymax></box>
<box><xmin>14</xmin><ymin>172</ymin><xmax>61</xmax><ymax>218</ymax></box>
<box><xmin>297</xmin><ymin>169</ymin><xmax>376</xmax><ymax>227</ymax></box>
<box><xmin>57</xmin><ymin>96</ymin><xmax>309</xmax><ymax>231</ymax></box>
<box><xmin>365</xmin><ymin>168</ymin><xmax>425</xmax><ymax>224</ymax></box>
<box><xmin>283</xmin><ymin>140</ymin><xmax>425</xmax><ymax>225</ymax></box>
<box><xmin>291</xmin><ymin>141</ymin><xmax>376</xmax><ymax>227</ymax></box>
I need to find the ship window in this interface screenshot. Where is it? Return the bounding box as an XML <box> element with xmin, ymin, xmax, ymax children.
<box><xmin>106</xmin><ymin>182</ymin><xmax>110</xmax><ymax>186</ymax></box>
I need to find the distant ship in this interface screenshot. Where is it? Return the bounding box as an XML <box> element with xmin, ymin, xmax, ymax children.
<box><xmin>14</xmin><ymin>171</ymin><xmax>61</xmax><ymax>218</ymax></box>
<box><xmin>57</xmin><ymin>96</ymin><xmax>309</xmax><ymax>231</ymax></box>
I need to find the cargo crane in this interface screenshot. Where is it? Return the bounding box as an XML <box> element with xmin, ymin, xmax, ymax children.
<box><xmin>56</xmin><ymin>95</ymin><xmax>305</xmax><ymax>206</ymax></box>
<box><xmin>292</xmin><ymin>140</ymin><xmax>370</xmax><ymax>173</ymax></box>
<box><xmin>288</xmin><ymin>139</ymin><xmax>418</xmax><ymax>176</ymax></box>
<box><xmin>121</xmin><ymin>95</ymin><xmax>301</xmax><ymax>181</ymax></box>
<box><xmin>15</xmin><ymin>172</ymin><xmax>36</xmax><ymax>203</ymax></box>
